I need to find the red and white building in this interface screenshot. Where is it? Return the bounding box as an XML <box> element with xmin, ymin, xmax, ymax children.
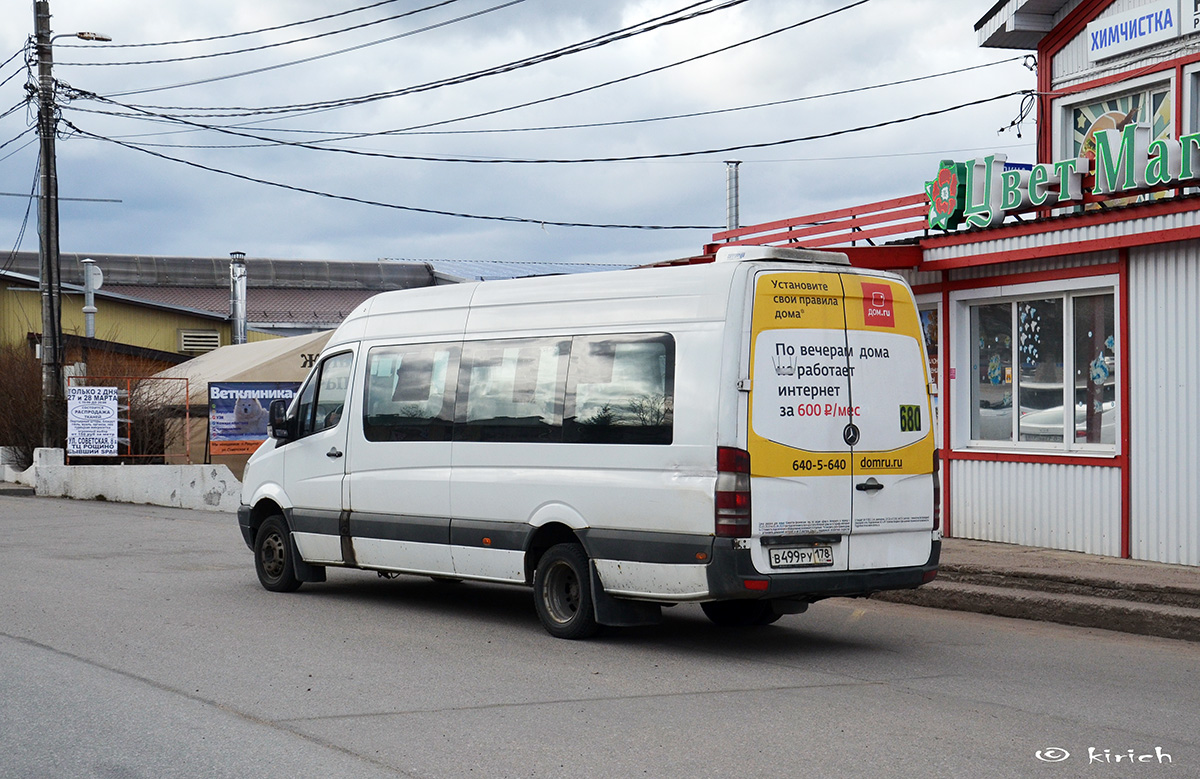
<box><xmin>698</xmin><ymin>0</ymin><xmax>1200</xmax><ymax>566</ymax></box>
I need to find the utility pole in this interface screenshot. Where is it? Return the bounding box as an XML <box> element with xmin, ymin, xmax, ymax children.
<box><xmin>31</xmin><ymin>1</ymin><xmax>109</xmax><ymax>448</ymax></box>
<box><xmin>34</xmin><ymin>0</ymin><xmax>63</xmax><ymax>448</ymax></box>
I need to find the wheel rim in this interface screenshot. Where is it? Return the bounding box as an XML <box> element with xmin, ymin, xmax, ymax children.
<box><xmin>259</xmin><ymin>530</ymin><xmax>287</xmax><ymax>580</ymax></box>
<box><xmin>541</xmin><ymin>560</ymin><xmax>580</xmax><ymax>624</ymax></box>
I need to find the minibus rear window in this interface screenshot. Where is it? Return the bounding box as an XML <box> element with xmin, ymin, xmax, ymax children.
<box><xmin>563</xmin><ymin>334</ymin><xmax>674</xmax><ymax>445</ymax></box>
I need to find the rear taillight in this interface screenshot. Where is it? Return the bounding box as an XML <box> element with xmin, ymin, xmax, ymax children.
<box><xmin>932</xmin><ymin>449</ymin><xmax>942</xmax><ymax>532</ymax></box>
<box><xmin>716</xmin><ymin>446</ymin><xmax>751</xmax><ymax>538</ymax></box>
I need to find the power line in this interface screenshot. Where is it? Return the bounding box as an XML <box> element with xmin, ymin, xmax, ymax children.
<box><xmin>53</xmin><ymin>0</ymin><xmax>413</xmax><ymax>49</ymax></box>
<box><xmin>90</xmin><ymin>56</ymin><xmax>1025</xmax><ymax>147</ymax></box>
<box><xmin>0</xmin><ymin>67</ymin><xmax>27</xmax><ymax>90</ymax></box>
<box><xmin>0</xmin><ymin>99</ymin><xmax>32</xmax><ymax>124</ymax></box>
<box><xmin>101</xmin><ymin>0</ymin><xmax>528</xmax><ymax>98</ymax></box>
<box><xmin>0</xmin><ymin>127</ymin><xmax>35</xmax><ymax>152</ymax></box>
<box><xmin>112</xmin><ymin>0</ymin><xmax>755</xmax><ymax>111</ymax></box>
<box><xmin>55</xmin><ymin>0</ymin><xmax>465</xmax><ymax>66</ymax></box>
<box><xmin>72</xmin><ymin>88</ymin><xmax>1028</xmax><ymax>164</ymax></box>
<box><xmin>388</xmin><ymin>56</ymin><xmax>1023</xmax><ymax>137</ymax></box>
<box><xmin>2</xmin><ymin>160</ymin><xmax>38</xmax><ymax>275</ymax></box>
<box><xmin>371</xmin><ymin>0</ymin><xmax>875</xmax><ymax>137</ymax></box>
<box><xmin>61</xmin><ymin>118</ymin><xmax>720</xmax><ymax>230</ymax></box>
<box><xmin>0</xmin><ymin>137</ymin><xmax>36</xmax><ymax>165</ymax></box>
<box><xmin>0</xmin><ymin>47</ymin><xmax>26</xmax><ymax>71</ymax></box>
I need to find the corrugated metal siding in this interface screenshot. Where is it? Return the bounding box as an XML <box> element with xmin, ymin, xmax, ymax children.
<box><xmin>1051</xmin><ymin>0</ymin><xmax>1186</xmax><ymax>88</ymax></box>
<box><xmin>924</xmin><ymin>209</ymin><xmax>1200</xmax><ymax>264</ymax></box>
<box><xmin>947</xmin><ymin>250</ymin><xmax>1114</xmax><ymax>282</ymax></box>
<box><xmin>1129</xmin><ymin>242</ymin><xmax>1200</xmax><ymax>565</ymax></box>
<box><xmin>950</xmin><ymin>459</ymin><xmax>1122</xmax><ymax>556</ymax></box>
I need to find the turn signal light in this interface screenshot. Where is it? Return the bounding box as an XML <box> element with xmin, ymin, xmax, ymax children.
<box><xmin>715</xmin><ymin>447</ymin><xmax>751</xmax><ymax>538</ymax></box>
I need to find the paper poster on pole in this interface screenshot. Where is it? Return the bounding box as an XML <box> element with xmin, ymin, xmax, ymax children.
<box><xmin>209</xmin><ymin>382</ymin><xmax>299</xmax><ymax>455</ymax></box>
<box><xmin>67</xmin><ymin>386</ymin><xmax>119</xmax><ymax>456</ymax></box>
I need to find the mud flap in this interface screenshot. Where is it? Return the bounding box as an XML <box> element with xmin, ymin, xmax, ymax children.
<box><xmin>590</xmin><ymin>562</ymin><xmax>662</xmax><ymax>627</ymax></box>
<box><xmin>290</xmin><ymin>534</ymin><xmax>327</xmax><ymax>583</ymax></box>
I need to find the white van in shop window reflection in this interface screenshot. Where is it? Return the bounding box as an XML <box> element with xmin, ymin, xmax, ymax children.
<box><xmin>1017</xmin><ymin>377</ymin><xmax>1116</xmax><ymax>444</ymax></box>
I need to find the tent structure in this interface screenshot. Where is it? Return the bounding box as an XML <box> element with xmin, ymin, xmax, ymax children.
<box><xmin>153</xmin><ymin>330</ymin><xmax>332</xmax><ymax>406</ymax></box>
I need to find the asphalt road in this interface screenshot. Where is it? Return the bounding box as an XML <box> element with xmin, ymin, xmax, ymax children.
<box><xmin>1</xmin><ymin>495</ymin><xmax>1197</xmax><ymax>778</ymax></box>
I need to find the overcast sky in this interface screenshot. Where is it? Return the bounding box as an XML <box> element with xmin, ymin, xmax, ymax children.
<box><xmin>0</xmin><ymin>0</ymin><xmax>1037</xmax><ymax>267</ymax></box>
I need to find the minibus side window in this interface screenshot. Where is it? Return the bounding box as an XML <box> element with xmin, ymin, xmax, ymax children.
<box><xmin>293</xmin><ymin>373</ymin><xmax>318</xmax><ymax>438</ymax></box>
<box><xmin>363</xmin><ymin>343</ymin><xmax>459</xmax><ymax>442</ymax></box>
<box><xmin>456</xmin><ymin>338</ymin><xmax>568</xmax><ymax>443</ymax></box>
<box><xmin>296</xmin><ymin>351</ymin><xmax>354</xmax><ymax>438</ymax></box>
<box><xmin>564</xmin><ymin>334</ymin><xmax>674</xmax><ymax>445</ymax></box>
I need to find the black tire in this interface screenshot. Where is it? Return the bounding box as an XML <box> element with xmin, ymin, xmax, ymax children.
<box><xmin>254</xmin><ymin>515</ymin><xmax>302</xmax><ymax>593</ymax></box>
<box><xmin>701</xmin><ymin>599</ymin><xmax>781</xmax><ymax>627</ymax></box>
<box><xmin>533</xmin><ymin>543</ymin><xmax>599</xmax><ymax>640</ymax></box>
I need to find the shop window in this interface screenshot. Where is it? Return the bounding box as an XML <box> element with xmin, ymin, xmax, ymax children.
<box><xmin>962</xmin><ymin>287</ymin><xmax>1117</xmax><ymax>451</ymax></box>
<box><xmin>1072</xmin><ymin>295</ymin><xmax>1117</xmax><ymax>445</ymax></box>
<box><xmin>1070</xmin><ymin>83</ymin><xmax>1172</xmax><ymax>208</ymax></box>
<box><xmin>970</xmin><ymin>303</ymin><xmax>1012</xmax><ymax>442</ymax></box>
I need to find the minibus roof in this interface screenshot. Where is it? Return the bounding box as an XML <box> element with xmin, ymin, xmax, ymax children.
<box><xmin>713</xmin><ymin>246</ymin><xmax>849</xmax><ymax>265</ymax></box>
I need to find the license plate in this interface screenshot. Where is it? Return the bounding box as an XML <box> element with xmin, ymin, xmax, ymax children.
<box><xmin>768</xmin><ymin>545</ymin><xmax>834</xmax><ymax>569</ymax></box>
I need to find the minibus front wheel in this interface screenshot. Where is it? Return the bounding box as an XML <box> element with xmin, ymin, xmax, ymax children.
<box><xmin>533</xmin><ymin>543</ymin><xmax>600</xmax><ymax>640</ymax></box>
<box><xmin>254</xmin><ymin>515</ymin><xmax>302</xmax><ymax>593</ymax></box>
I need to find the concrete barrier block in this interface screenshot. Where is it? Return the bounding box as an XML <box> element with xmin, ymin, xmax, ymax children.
<box><xmin>27</xmin><ymin>449</ymin><xmax>242</xmax><ymax>513</ymax></box>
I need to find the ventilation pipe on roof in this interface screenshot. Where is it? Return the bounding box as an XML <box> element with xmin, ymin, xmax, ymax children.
<box><xmin>229</xmin><ymin>251</ymin><xmax>247</xmax><ymax>345</ymax></box>
<box><xmin>725</xmin><ymin>160</ymin><xmax>741</xmax><ymax>234</ymax></box>
<box><xmin>79</xmin><ymin>257</ymin><xmax>102</xmax><ymax>339</ymax></box>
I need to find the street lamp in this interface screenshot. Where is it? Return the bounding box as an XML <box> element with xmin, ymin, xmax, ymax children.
<box><xmin>33</xmin><ymin>0</ymin><xmax>111</xmax><ymax>447</ymax></box>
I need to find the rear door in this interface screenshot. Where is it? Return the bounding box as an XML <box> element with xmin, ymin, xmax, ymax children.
<box><xmin>747</xmin><ymin>269</ymin><xmax>855</xmax><ymax>574</ymax></box>
<box><xmin>746</xmin><ymin>268</ymin><xmax>934</xmax><ymax>575</ymax></box>
<box><xmin>840</xmin><ymin>274</ymin><xmax>936</xmax><ymax>570</ymax></box>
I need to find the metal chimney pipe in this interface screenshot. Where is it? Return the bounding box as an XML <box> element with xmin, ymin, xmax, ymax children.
<box><xmin>229</xmin><ymin>251</ymin><xmax>247</xmax><ymax>345</ymax></box>
<box><xmin>724</xmin><ymin>160</ymin><xmax>741</xmax><ymax>233</ymax></box>
<box><xmin>79</xmin><ymin>257</ymin><xmax>100</xmax><ymax>339</ymax></box>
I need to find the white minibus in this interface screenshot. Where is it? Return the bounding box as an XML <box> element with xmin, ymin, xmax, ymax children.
<box><xmin>238</xmin><ymin>246</ymin><xmax>940</xmax><ymax>638</ymax></box>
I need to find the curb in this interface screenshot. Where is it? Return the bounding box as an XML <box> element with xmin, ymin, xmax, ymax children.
<box><xmin>875</xmin><ymin>580</ymin><xmax>1200</xmax><ymax>643</ymax></box>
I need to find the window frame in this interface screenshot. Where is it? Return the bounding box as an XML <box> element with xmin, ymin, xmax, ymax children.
<box><xmin>454</xmin><ymin>336</ymin><xmax>571</xmax><ymax>444</ymax></box>
<box><xmin>361</xmin><ymin>342</ymin><xmax>460</xmax><ymax>443</ymax></box>
<box><xmin>950</xmin><ymin>274</ymin><xmax>1120</xmax><ymax>456</ymax></box>
<box><xmin>1055</xmin><ymin>70</ymin><xmax>1174</xmax><ymax>166</ymax></box>
<box><xmin>292</xmin><ymin>350</ymin><xmax>355</xmax><ymax>441</ymax></box>
<box><xmin>562</xmin><ymin>332</ymin><xmax>676</xmax><ymax>446</ymax></box>
<box><xmin>353</xmin><ymin>333</ymin><xmax>679</xmax><ymax>447</ymax></box>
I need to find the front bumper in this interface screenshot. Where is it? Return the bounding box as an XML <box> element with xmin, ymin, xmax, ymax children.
<box><xmin>237</xmin><ymin>504</ymin><xmax>254</xmax><ymax>549</ymax></box>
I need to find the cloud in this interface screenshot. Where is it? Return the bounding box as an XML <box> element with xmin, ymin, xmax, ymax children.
<box><xmin>0</xmin><ymin>0</ymin><xmax>1035</xmax><ymax>265</ymax></box>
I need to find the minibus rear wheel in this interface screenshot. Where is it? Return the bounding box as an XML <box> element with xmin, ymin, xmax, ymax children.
<box><xmin>700</xmin><ymin>600</ymin><xmax>781</xmax><ymax>627</ymax></box>
<box><xmin>533</xmin><ymin>543</ymin><xmax>599</xmax><ymax>640</ymax></box>
<box><xmin>254</xmin><ymin>515</ymin><xmax>302</xmax><ymax>593</ymax></box>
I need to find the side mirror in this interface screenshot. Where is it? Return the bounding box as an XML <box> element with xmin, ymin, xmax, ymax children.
<box><xmin>269</xmin><ymin>399</ymin><xmax>292</xmax><ymax>442</ymax></box>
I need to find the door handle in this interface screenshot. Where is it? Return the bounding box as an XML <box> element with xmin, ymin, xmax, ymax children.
<box><xmin>855</xmin><ymin>478</ymin><xmax>883</xmax><ymax>492</ymax></box>
<box><xmin>326</xmin><ymin>447</ymin><xmax>343</xmax><ymax>459</ymax></box>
